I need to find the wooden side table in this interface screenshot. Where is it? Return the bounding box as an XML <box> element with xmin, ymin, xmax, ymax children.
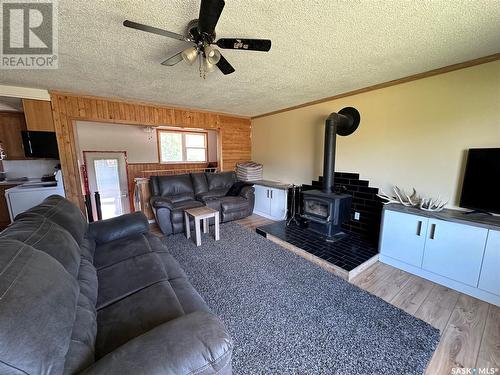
<box><xmin>184</xmin><ymin>206</ymin><xmax>220</xmax><ymax>247</ymax></box>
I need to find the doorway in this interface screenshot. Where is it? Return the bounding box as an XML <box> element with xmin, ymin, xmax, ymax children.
<box><xmin>84</xmin><ymin>151</ymin><xmax>130</xmax><ymax>220</ymax></box>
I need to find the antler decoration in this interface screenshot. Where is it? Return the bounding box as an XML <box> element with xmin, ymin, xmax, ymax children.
<box><xmin>377</xmin><ymin>187</ymin><xmax>420</xmax><ymax>207</ymax></box>
<box><xmin>420</xmin><ymin>197</ymin><xmax>448</xmax><ymax>212</ymax></box>
<box><xmin>377</xmin><ymin>186</ymin><xmax>447</xmax><ymax>212</ymax></box>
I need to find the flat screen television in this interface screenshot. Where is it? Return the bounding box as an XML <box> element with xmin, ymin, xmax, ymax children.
<box><xmin>460</xmin><ymin>148</ymin><xmax>500</xmax><ymax>214</ymax></box>
<box><xmin>21</xmin><ymin>131</ymin><xmax>59</xmax><ymax>159</ymax></box>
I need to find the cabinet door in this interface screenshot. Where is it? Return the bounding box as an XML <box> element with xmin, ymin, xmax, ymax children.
<box><xmin>22</xmin><ymin>99</ymin><xmax>55</xmax><ymax>132</ymax></box>
<box><xmin>0</xmin><ymin>113</ymin><xmax>27</xmax><ymax>159</ymax></box>
<box><xmin>270</xmin><ymin>188</ymin><xmax>287</xmax><ymax>220</ymax></box>
<box><xmin>253</xmin><ymin>185</ymin><xmax>270</xmax><ymax>215</ymax></box>
<box><xmin>422</xmin><ymin>219</ymin><xmax>488</xmax><ymax>287</ymax></box>
<box><xmin>478</xmin><ymin>230</ymin><xmax>500</xmax><ymax>296</ymax></box>
<box><xmin>380</xmin><ymin>210</ymin><xmax>428</xmax><ymax>266</ymax></box>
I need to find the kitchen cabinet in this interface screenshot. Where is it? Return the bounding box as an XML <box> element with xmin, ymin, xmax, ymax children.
<box><xmin>478</xmin><ymin>230</ymin><xmax>500</xmax><ymax>296</ymax></box>
<box><xmin>253</xmin><ymin>182</ymin><xmax>288</xmax><ymax>220</ymax></box>
<box><xmin>0</xmin><ymin>112</ymin><xmax>27</xmax><ymax>160</ymax></box>
<box><xmin>380</xmin><ymin>205</ymin><xmax>500</xmax><ymax>306</ymax></box>
<box><xmin>22</xmin><ymin>99</ymin><xmax>55</xmax><ymax>132</ymax></box>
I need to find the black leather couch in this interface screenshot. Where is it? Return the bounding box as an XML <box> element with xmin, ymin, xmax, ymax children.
<box><xmin>0</xmin><ymin>195</ymin><xmax>233</xmax><ymax>375</ymax></box>
<box><xmin>150</xmin><ymin>171</ymin><xmax>255</xmax><ymax>235</ymax></box>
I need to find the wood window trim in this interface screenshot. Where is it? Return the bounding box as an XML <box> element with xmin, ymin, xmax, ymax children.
<box><xmin>157</xmin><ymin>129</ymin><xmax>208</xmax><ymax>164</ymax></box>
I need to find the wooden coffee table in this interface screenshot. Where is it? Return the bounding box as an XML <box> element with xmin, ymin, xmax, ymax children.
<box><xmin>184</xmin><ymin>206</ymin><xmax>220</xmax><ymax>247</ymax></box>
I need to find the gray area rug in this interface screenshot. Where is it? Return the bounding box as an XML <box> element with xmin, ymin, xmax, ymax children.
<box><xmin>163</xmin><ymin>222</ymin><xmax>440</xmax><ymax>375</ymax></box>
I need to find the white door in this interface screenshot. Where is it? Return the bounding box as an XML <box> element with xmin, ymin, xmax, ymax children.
<box><xmin>270</xmin><ymin>188</ymin><xmax>287</xmax><ymax>220</ymax></box>
<box><xmin>380</xmin><ymin>210</ymin><xmax>428</xmax><ymax>267</ymax></box>
<box><xmin>85</xmin><ymin>152</ymin><xmax>130</xmax><ymax>220</ymax></box>
<box><xmin>254</xmin><ymin>185</ymin><xmax>270</xmax><ymax>215</ymax></box>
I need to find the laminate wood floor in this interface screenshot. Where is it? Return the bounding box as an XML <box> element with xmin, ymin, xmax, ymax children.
<box><xmin>151</xmin><ymin>214</ymin><xmax>499</xmax><ymax>374</ymax></box>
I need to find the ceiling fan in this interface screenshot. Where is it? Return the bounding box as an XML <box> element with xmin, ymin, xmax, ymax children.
<box><xmin>123</xmin><ymin>0</ymin><xmax>272</xmax><ymax>77</ymax></box>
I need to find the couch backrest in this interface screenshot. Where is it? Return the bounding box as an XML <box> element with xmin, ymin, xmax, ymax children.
<box><xmin>0</xmin><ymin>196</ymin><xmax>98</xmax><ymax>375</ymax></box>
<box><xmin>190</xmin><ymin>173</ymin><xmax>209</xmax><ymax>195</ymax></box>
<box><xmin>206</xmin><ymin>171</ymin><xmax>237</xmax><ymax>190</ymax></box>
<box><xmin>15</xmin><ymin>195</ymin><xmax>88</xmax><ymax>246</ymax></box>
<box><xmin>150</xmin><ymin>174</ymin><xmax>195</xmax><ymax>202</ymax></box>
<box><xmin>0</xmin><ymin>239</ymin><xmax>79</xmax><ymax>375</ymax></box>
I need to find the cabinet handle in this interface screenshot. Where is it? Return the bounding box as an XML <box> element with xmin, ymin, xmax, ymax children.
<box><xmin>270</xmin><ymin>190</ymin><xmax>273</xmax><ymax>199</ymax></box>
<box><xmin>429</xmin><ymin>223</ymin><xmax>436</xmax><ymax>240</ymax></box>
<box><xmin>266</xmin><ymin>189</ymin><xmax>269</xmax><ymax>198</ymax></box>
<box><xmin>416</xmin><ymin>220</ymin><xmax>422</xmax><ymax>236</ymax></box>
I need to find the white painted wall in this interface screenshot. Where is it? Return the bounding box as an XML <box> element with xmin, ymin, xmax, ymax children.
<box><xmin>76</xmin><ymin>121</ymin><xmax>219</xmax><ymax>163</ymax></box>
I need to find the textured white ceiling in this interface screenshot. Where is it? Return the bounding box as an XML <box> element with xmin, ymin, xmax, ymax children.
<box><xmin>0</xmin><ymin>0</ymin><xmax>499</xmax><ymax>117</ymax></box>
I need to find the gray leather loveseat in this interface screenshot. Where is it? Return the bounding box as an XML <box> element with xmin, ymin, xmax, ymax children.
<box><xmin>0</xmin><ymin>195</ymin><xmax>233</xmax><ymax>375</ymax></box>
<box><xmin>150</xmin><ymin>171</ymin><xmax>255</xmax><ymax>235</ymax></box>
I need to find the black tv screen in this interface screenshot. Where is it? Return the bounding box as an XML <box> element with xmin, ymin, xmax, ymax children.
<box><xmin>460</xmin><ymin>148</ymin><xmax>500</xmax><ymax>214</ymax></box>
<box><xmin>21</xmin><ymin>131</ymin><xmax>59</xmax><ymax>159</ymax></box>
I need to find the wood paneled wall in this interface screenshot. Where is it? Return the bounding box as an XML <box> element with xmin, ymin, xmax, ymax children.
<box><xmin>50</xmin><ymin>92</ymin><xmax>251</xmax><ymax>211</ymax></box>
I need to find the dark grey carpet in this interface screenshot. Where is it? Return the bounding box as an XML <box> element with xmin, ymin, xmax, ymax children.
<box><xmin>163</xmin><ymin>222</ymin><xmax>440</xmax><ymax>375</ymax></box>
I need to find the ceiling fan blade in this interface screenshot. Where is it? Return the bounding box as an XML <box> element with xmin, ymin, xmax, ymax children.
<box><xmin>216</xmin><ymin>54</ymin><xmax>235</xmax><ymax>75</ymax></box>
<box><xmin>123</xmin><ymin>20</ymin><xmax>188</xmax><ymax>42</ymax></box>
<box><xmin>216</xmin><ymin>38</ymin><xmax>271</xmax><ymax>52</ymax></box>
<box><xmin>197</xmin><ymin>0</ymin><xmax>225</xmax><ymax>36</ymax></box>
<box><xmin>161</xmin><ymin>51</ymin><xmax>183</xmax><ymax>66</ymax></box>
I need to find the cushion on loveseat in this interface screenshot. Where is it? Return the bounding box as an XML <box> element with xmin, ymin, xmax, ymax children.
<box><xmin>206</xmin><ymin>172</ymin><xmax>236</xmax><ymax>191</ymax></box>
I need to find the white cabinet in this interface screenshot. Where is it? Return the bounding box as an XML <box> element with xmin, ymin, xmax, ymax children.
<box><xmin>380</xmin><ymin>210</ymin><xmax>428</xmax><ymax>267</ymax></box>
<box><xmin>253</xmin><ymin>184</ymin><xmax>288</xmax><ymax>220</ymax></box>
<box><xmin>380</xmin><ymin>207</ymin><xmax>500</xmax><ymax>306</ymax></box>
<box><xmin>479</xmin><ymin>230</ymin><xmax>500</xmax><ymax>296</ymax></box>
<box><xmin>422</xmin><ymin>219</ymin><xmax>487</xmax><ymax>287</ymax></box>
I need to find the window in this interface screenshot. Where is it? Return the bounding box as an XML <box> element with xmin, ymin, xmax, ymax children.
<box><xmin>158</xmin><ymin>130</ymin><xmax>207</xmax><ymax>163</ymax></box>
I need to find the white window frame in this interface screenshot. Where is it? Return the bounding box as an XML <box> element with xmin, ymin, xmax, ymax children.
<box><xmin>157</xmin><ymin>129</ymin><xmax>208</xmax><ymax>164</ymax></box>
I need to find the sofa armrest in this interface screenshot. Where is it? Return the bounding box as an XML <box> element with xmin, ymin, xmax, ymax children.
<box><xmin>239</xmin><ymin>185</ymin><xmax>255</xmax><ymax>200</ymax></box>
<box><xmin>80</xmin><ymin>311</ymin><xmax>233</xmax><ymax>375</ymax></box>
<box><xmin>150</xmin><ymin>196</ymin><xmax>174</xmax><ymax>209</ymax></box>
<box><xmin>88</xmin><ymin>211</ymin><xmax>149</xmax><ymax>245</ymax></box>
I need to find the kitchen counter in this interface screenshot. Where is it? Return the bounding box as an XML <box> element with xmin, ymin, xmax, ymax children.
<box><xmin>252</xmin><ymin>180</ymin><xmax>292</xmax><ymax>190</ymax></box>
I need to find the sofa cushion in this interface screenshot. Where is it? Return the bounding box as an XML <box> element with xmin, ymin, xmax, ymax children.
<box><xmin>96</xmin><ymin>281</ymin><xmax>185</xmax><ymax>358</ymax></box>
<box><xmin>0</xmin><ymin>239</ymin><xmax>78</xmax><ymax>375</ymax></box>
<box><xmin>96</xmin><ymin>253</ymin><xmax>168</xmax><ymax>309</ymax></box>
<box><xmin>191</xmin><ymin>173</ymin><xmax>209</xmax><ymax>195</ymax></box>
<box><xmin>226</xmin><ymin>181</ymin><xmax>254</xmax><ymax>196</ymax></box>
<box><xmin>206</xmin><ymin>172</ymin><xmax>236</xmax><ymax>190</ymax></box>
<box><xmin>196</xmin><ymin>188</ymin><xmax>228</xmax><ymax>202</ymax></box>
<box><xmin>93</xmin><ymin>233</ymin><xmax>152</xmax><ymax>270</ymax></box>
<box><xmin>0</xmin><ymin>216</ymin><xmax>81</xmax><ymax>278</ymax></box>
<box><xmin>220</xmin><ymin>196</ymin><xmax>250</xmax><ymax>213</ymax></box>
<box><xmin>155</xmin><ymin>174</ymin><xmax>194</xmax><ymax>197</ymax></box>
<box><xmin>15</xmin><ymin>195</ymin><xmax>88</xmax><ymax>245</ymax></box>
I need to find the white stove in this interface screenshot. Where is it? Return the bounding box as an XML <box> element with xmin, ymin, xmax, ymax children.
<box><xmin>5</xmin><ymin>170</ymin><xmax>65</xmax><ymax>222</ymax></box>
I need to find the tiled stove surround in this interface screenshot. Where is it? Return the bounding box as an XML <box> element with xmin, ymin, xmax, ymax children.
<box><xmin>304</xmin><ymin>172</ymin><xmax>383</xmax><ymax>247</ymax></box>
<box><xmin>258</xmin><ymin>172</ymin><xmax>383</xmax><ymax>274</ymax></box>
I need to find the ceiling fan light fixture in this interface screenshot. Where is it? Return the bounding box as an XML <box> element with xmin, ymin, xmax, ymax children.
<box><xmin>204</xmin><ymin>45</ymin><xmax>221</xmax><ymax>65</ymax></box>
<box><xmin>203</xmin><ymin>57</ymin><xmax>217</xmax><ymax>73</ymax></box>
<box><xmin>181</xmin><ymin>46</ymin><xmax>198</xmax><ymax>65</ymax></box>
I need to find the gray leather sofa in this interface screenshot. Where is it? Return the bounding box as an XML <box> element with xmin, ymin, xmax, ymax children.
<box><xmin>150</xmin><ymin>171</ymin><xmax>255</xmax><ymax>235</ymax></box>
<box><xmin>0</xmin><ymin>195</ymin><xmax>233</xmax><ymax>375</ymax></box>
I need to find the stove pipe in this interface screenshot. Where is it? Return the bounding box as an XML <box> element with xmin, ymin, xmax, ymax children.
<box><xmin>322</xmin><ymin>107</ymin><xmax>361</xmax><ymax>193</ymax></box>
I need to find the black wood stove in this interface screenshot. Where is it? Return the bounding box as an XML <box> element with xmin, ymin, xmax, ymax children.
<box><xmin>302</xmin><ymin>107</ymin><xmax>361</xmax><ymax>238</ymax></box>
